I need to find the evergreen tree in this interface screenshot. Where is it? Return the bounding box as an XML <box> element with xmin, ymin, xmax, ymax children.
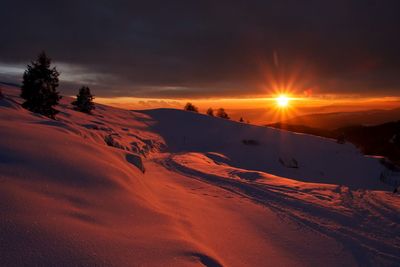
<box><xmin>336</xmin><ymin>133</ymin><xmax>346</xmax><ymax>144</ymax></box>
<box><xmin>21</xmin><ymin>52</ymin><xmax>61</xmax><ymax>118</ymax></box>
<box><xmin>0</xmin><ymin>88</ymin><xmax>3</xmax><ymax>100</ymax></box>
<box><xmin>184</xmin><ymin>102</ymin><xmax>198</xmax><ymax>112</ymax></box>
<box><xmin>206</xmin><ymin>107</ymin><xmax>214</xmax><ymax>116</ymax></box>
<box><xmin>239</xmin><ymin>117</ymin><xmax>244</xmax><ymax>122</ymax></box>
<box><xmin>72</xmin><ymin>86</ymin><xmax>95</xmax><ymax>113</ymax></box>
<box><xmin>216</xmin><ymin>108</ymin><xmax>230</xmax><ymax>119</ymax></box>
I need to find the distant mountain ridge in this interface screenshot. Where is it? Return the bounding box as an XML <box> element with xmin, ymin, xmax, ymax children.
<box><xmin>269</xmin><ymin>120</ymin><xmax>400</xmax><ymax>165</ymax></box>
<box><xmin>280</xmin><ymin>108</ymin><xmax>400</xmax><ymax>130</ymax></box>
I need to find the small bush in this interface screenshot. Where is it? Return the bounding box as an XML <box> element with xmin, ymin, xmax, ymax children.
<box><xmin>242</xmin><ymin>139</ymin><xmax>259</xmax><ymax>146</ymax></box>
<box><xmin>184</xmin><ymin>102</ymin><xmax>198</xmax><ymax>112</ymax></box>
<box><xmin>206</xmin><ymin>107</ymin><xmax>214</xmax><ymax>116</ymax></box>
<box><xmin>216</xmin><ymin>108</ymin><xmax>229</xmax><ymax>119</ymax></box>
<box><xmin>336</xmin><ymin>133</ymin><xmax>346</xmax><ymax>144</ymax></box>
<box><xmin>279</xmin><ymin>157</ymin><xmax>299</xmax><ymax>168</ymax></box>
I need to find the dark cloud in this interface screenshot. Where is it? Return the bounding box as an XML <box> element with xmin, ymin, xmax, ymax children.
<box><xmin>0</xmin><ymin>0</ymin><xmax>399</xmax><ymax>97</ymax></box>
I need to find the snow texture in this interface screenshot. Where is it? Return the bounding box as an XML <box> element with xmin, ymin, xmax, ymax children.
<box><xmin>1</xmin><ymin>85</ymin><xmax>399</xmax><ymax>266</ymax></box>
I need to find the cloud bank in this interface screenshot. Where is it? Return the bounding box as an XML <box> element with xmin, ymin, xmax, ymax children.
<box><xmin>1</xmin><ymin>0</ymin><xmax>399</xmax><ymax>98</ymax></box>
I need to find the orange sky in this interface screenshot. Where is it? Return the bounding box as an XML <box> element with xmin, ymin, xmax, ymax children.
<box><xmin>95</xmin><ymin>94</ymin><xmax>400</xmax><ymax>125</ymax></box>
<box><xmin>96</xmin><ymin>95</ymin><xmax>400</xmax><ymax>111</ymax></box>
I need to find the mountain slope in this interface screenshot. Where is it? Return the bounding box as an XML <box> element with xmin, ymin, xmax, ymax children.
<box><xmin>269</xmin><ymin>121</ymin><xmax>400</xmax><ymax>165</ymax></box>
<box><xmin>1</xmin><ymin>85</ymin><xmax>399</xmax><ymax>266</ymax></box>
<box><xmin>141</xmin><ymin>108</ymin><xmax>388</xmax><ymax>190</ymax></box>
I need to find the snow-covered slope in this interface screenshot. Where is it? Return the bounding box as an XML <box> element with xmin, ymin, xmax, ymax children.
<box><xmin>141</xmin><ymin>108</ymin><xmax>389</xmax><ymax>190</ymax></box>
<box><xmin>1</xmin><ymin>85</ymin><xmax>399</xmax><ymax>266</ymax></box>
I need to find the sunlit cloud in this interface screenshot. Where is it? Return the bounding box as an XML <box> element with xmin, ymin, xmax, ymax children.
<box><xmin>0</xmin><ymin>62</ymin><xmax>114</xmax><ymax>86</ymax></box>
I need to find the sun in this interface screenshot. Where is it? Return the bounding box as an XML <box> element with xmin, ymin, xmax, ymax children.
<box><xmin>276</xmin><ymin>95</ymin><xmax>290</xmax><ymax>107</ymax></box>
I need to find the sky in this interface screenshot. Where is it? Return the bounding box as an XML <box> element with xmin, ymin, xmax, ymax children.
<box><xmin>1</xmin><ymin>0</ymin><xmax>400</xmax><ymax>111</ymax></box>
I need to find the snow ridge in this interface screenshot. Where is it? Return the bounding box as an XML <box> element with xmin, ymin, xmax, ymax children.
<box><xmin>1</xmin><ymin>85</ymin><xmax>399</xmax><ymax>266</ymax></box>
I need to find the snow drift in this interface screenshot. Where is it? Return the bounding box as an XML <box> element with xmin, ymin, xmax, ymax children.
<box><xmin>1</xmin><ymin>85</ymin><xmax>399</xmax><ymax>266</ymax></box>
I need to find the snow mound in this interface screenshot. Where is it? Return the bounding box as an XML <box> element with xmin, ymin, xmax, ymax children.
<box><xmin>1</xmin><ymin>85</ymin><xmax>399</xmax><ymax>266</ymax></box>
<box><xmin>164</xmin><ymin>152</ymin><xmax>400</xmax><ymax>265</ymax></box>
<box><xmin>141</xmin><ymin>108</ymin><xmax>390</xmax><ymax>190</ymax></box>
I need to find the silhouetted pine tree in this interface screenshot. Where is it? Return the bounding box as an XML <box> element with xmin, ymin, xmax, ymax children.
<box><xmin>206</xmin><ymin>107</ymin><xmax>214</xmax><ymax>116</ymax></box>
<box><xmin>239</xmin><ymin>117</ymin><xmax>244</xmax><ymax>122</ymax></box>
<box><xmin>216</xmin><ymin>108</ymin><xmax>230</xmax><ymax>119</ymax></box>
<box><xmin>72</xmin><ymin>86</ymin><xmax>95</xmax><ymax>113</ymax></box>
<box><xmin>184</xmin><ymin>102</ymin><xmax>198</xmax><ymax>112</ymax></box>
<box><xmin>21</xmin><ymin>52</ymin><xmax>61</xmax><ymax>118</ymax></box>
<box><xmin>0</xmin><ymin>88</ymin><xmax>3</xmax><ymax>100</ymax></box>
<box><xmin>336</xmin><ymin>133</ymin><xmax>346</xmax><ymax>144</ymax></box>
